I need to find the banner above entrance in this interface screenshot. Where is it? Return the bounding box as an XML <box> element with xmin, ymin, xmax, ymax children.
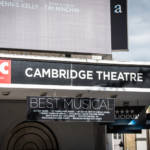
<box><xmin>1</xmin><ymin>59</ymin><xmax>150</xmax><ymax>90</ymax></box>
<box><xmin>27</xmin><ymin>96</ymin><xmax>115</xmax><ymax>122</ymax></box>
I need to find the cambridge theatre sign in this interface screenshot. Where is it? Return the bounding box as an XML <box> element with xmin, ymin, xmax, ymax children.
<box><xmin>0</xmin><ymin>59</ymin><xmax>150</xmax><ymax>90</ymax></box>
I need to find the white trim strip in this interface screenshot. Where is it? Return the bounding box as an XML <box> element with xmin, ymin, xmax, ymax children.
<box><xmin>0</xmin><ymin>84</ymin><xmax>150</xmax><ymax>93</ymax></box>
<box><xmin>0</xmin><ymin>53</ymin><xmax>150</xmax><ymax>66</ymax></box>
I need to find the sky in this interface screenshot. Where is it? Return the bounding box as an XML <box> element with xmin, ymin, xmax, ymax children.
<box><xmin>112</xmin><ymin>0</ymin><xmax>150</xmax><ymax>62</ymax></box>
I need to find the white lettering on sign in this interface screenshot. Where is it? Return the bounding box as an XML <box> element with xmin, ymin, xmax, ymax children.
<box><xmin>29</xmin><ymin>98</ymin><xmax>112</xmax><ymax>111</ymax></box>
<box><xmin>114</xmin><ymin>4</ymin><xmax>122</xmax><ymax>14</ymax></box>
<box><xmin>0</xmin><ymin>62</ymin><xmax>9</xmax><ymax>75</ymax></box>
<box><xmin>25</xmin><ymin>68</ymin><xmax>94</xmax><ymax>80</ymax></box>
<box><xmin>96</xmin><ymin>71</ymin><xmax>143</xmax><ymax>82</ymax></box>
<box><xmin>25</xmin><ymin>68</ymin><xmax>143</xmax><ymax>82</ymax></box>
<box><xmin>25</xmin><ymin>68</ymin><xmax>33</xmax><ymax>77</ymax></box>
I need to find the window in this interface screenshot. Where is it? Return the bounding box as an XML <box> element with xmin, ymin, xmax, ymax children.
<box><xmin>114</xmin><ymin>134</ymin><xmax>117</xmax><ymax>139</ymax></box>
<box><xmin>118</xmin><ymin>134</ymin><xmax>122</xmax><ymax>139</ymax></box>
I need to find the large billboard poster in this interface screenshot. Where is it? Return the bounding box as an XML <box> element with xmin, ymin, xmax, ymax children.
<box><xmin>0</xmin><ymin>0</ymin><xmax>111</xmax><ymax>54</ymax></box>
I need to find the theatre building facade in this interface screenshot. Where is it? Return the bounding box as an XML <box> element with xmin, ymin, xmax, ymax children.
<box><xmin>0</xmin><ymin>53</ymin><xmax>150</xmax><ymax>150</ymax></box>
<box><xmin>1</xmin><ymin>0</ymin><xmax>149</xmax><ymax>149</ymax></box>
